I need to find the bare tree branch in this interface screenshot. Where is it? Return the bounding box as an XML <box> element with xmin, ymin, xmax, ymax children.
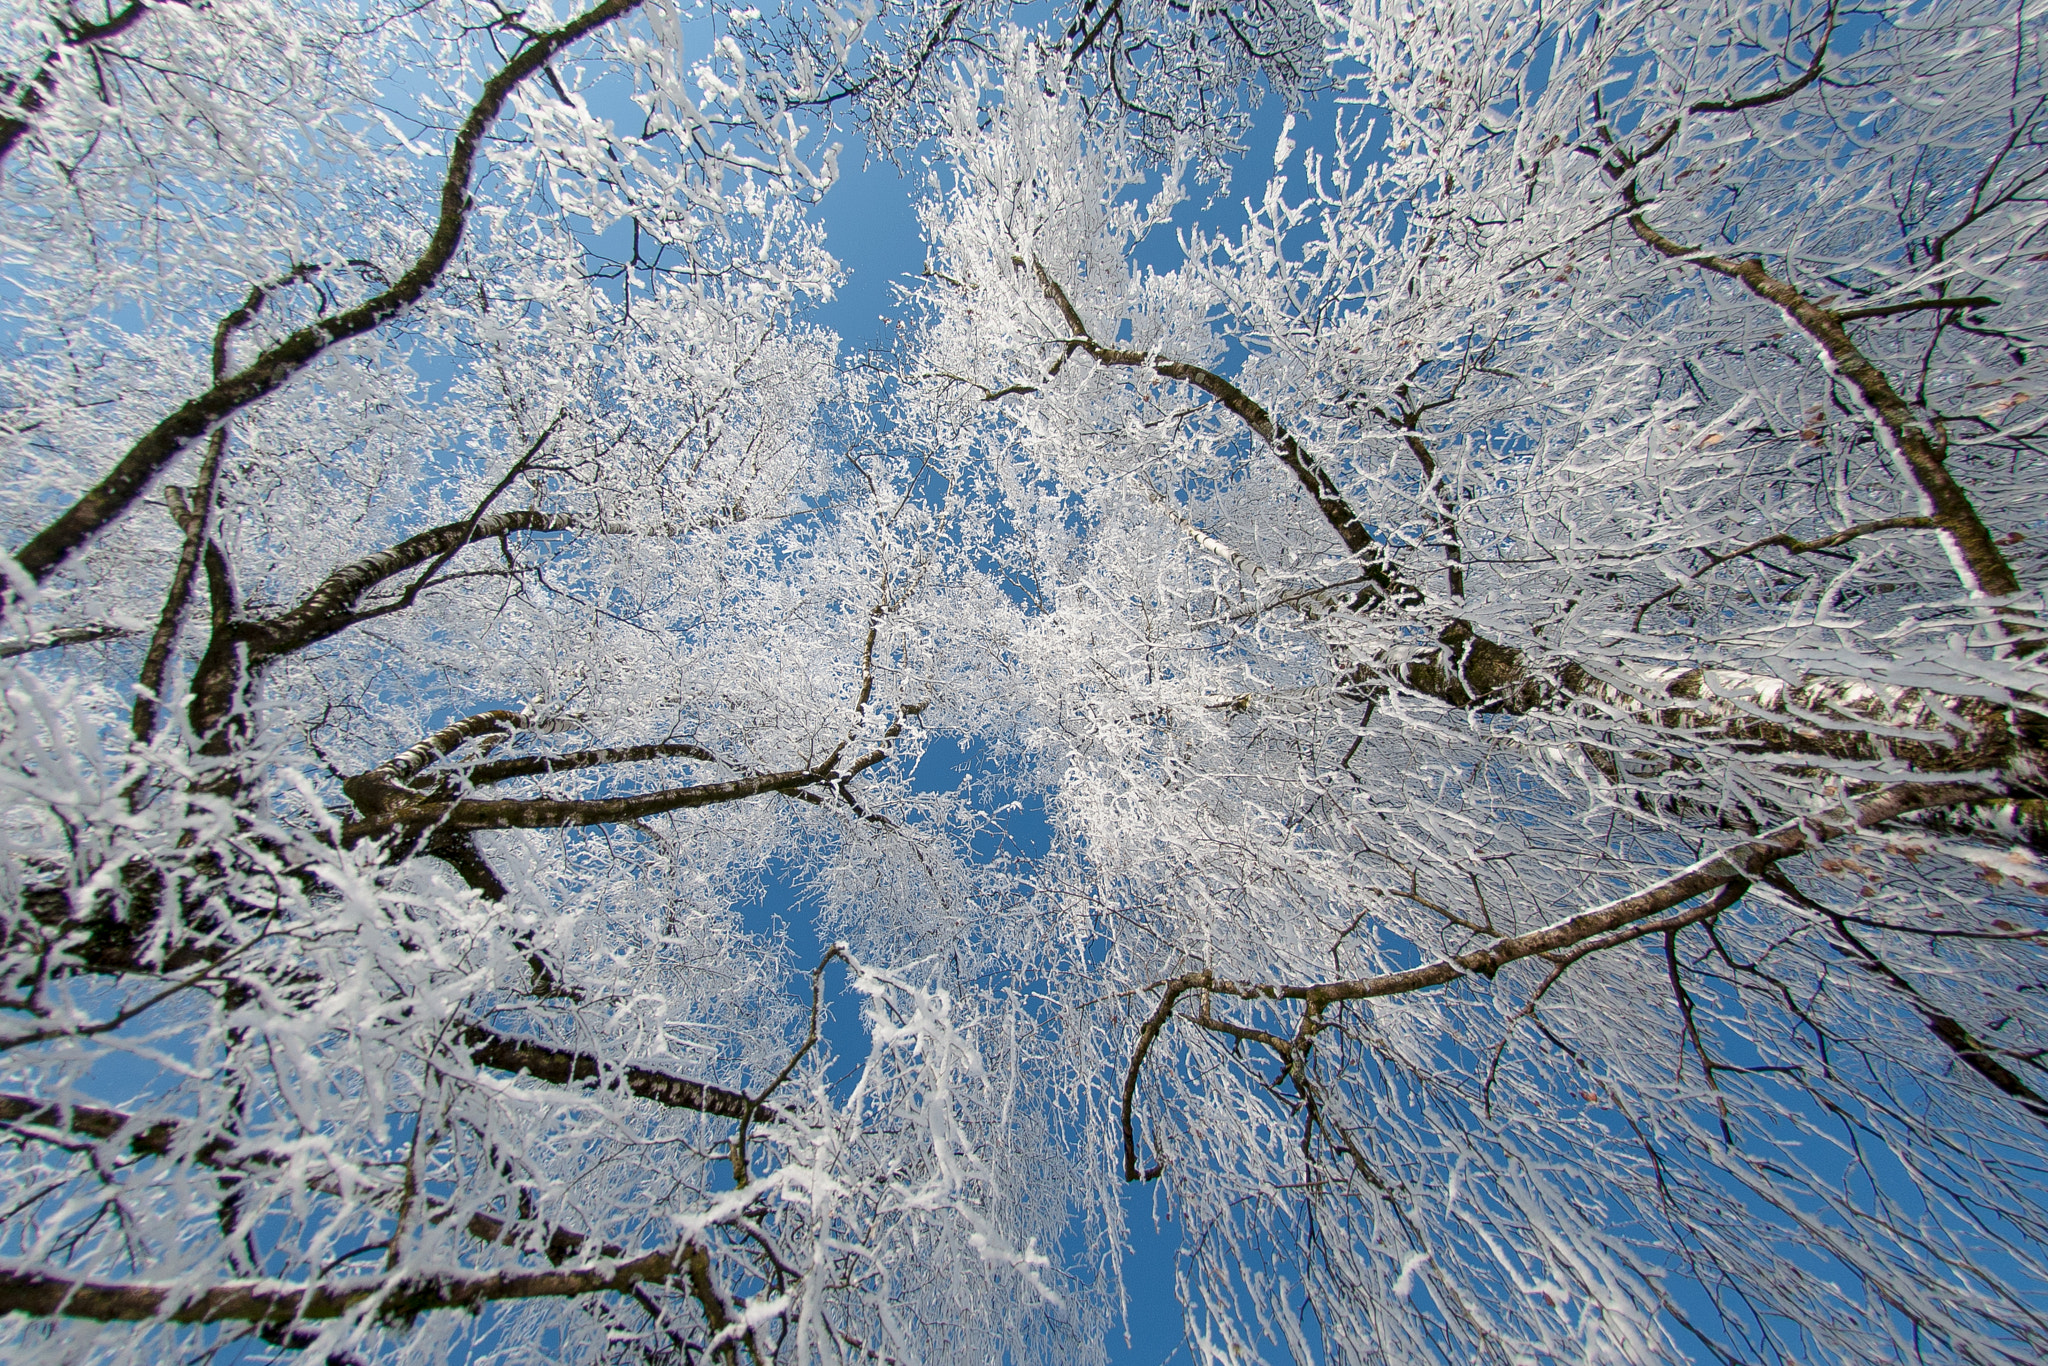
<box><xmin>0</xmin><ymin>1246</ymin><xmax>683</xmax><ymax>1324</ymax></box>
<box><xmin>1122</xmin><ymin>780</ymin><xmax>1995</xmax><ymax>1179</ymax></box>
<box><xmin>460</xmin><ymin>1023</ymin><xmax>778</xmax><ymax>1122</ymax></box>
<box><xmin>0</xmin><ymin>622</ymin><xmax>135</xmax><ymax>658</ymax></box>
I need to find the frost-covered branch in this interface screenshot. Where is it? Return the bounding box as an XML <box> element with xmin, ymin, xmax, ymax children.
<box><xmin>9</xmin><ymin>0</ymin><xmax>647</xmax><ymax>582</ymax></box>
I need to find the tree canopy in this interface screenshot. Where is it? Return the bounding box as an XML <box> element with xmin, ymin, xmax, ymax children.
<box><xmin>1</xmin><ymin>0</ymin><xmax>2045</xmax><ymax>1362</ymax></box>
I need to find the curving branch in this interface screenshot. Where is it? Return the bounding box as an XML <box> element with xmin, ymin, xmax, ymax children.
<box><xmin>1621</xmin><ymin>207</ymin><xmax>2023</xmax><ymax>608</ymax></box>
<box><xmin>1023</xmin><ymin>257</ymin><xmax>1424</xmax><ymax>608</ymax></box>
<box><xmin>9</xmin><ymin>0</ymin><xmax>647</xmax><ymax>582</ymax></box>
<box><xmin>1687</xmin><ymin>0</ymin><xmax>1837</xmax><ymax>114</ymax></box>
<box><xmin>1121</xmin><ymin>780</ymin><xmax>1996</xmax><ymax>1179</ymax></box>
<box><xmin>1008</xmin><ymin>265</ymin><xmax>2042</xmax><ymax>789</ymax></box>
<box><xmin>132</xmin><ymin>268</ymin><xmax>315</xmax><ymax>742</ymax></box>
<box><xmin>732</xmin><ymin>945</ymin><xmax>846</xmax><ymax>1187</ymax></box>
<box><xmin>1577</xmin><ymin>0</ymin><xmax>2024</xmax><ymax>617</ymax></box>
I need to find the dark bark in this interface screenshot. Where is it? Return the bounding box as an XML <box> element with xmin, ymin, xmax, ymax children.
<box><xmin>1755</xmin><ymin>872</ymin><xmax>2048</xmax><ymax>1127</ymax></box>
<box><xmin>133</xmin><ymin>271</ymin><xmax>303</xmax><ymax>742</ymax></box>
<box><xmin>0</xmin><ymin>1248</ymin><xmax>681</xmax><ymax>1325</ymax></box>
<box><xmin>1621</xmin><ymin>205</ymin><xmax>2022</xmax><ymax>605</ymax></box>
<box><xmin>188</xmin><ymin>510</ymin><xmax>577</xmax><ymax>743</ymax></box>
<box><xmin>0</xmin><ymin>622</ymin><xmax>134</xmax><ymax>657</ymax></box>
<box><xmin>0</xmin><ymin>1092</ymin><xmax>187</xmax><ymax>1158</ymax></box>
<box><xmin>460</xmin><ymin>1024</ymin><xmax>776</xmax><ymax>1122</ymax></box>
<box><xmin>343</xmin><ymin>764</ymin><xmax>829</xmax><ymax>846</ymax></box>
<box><xmin>464</xmin><ymin>741</ymin><xmax>719</xmax><ymax>786</ymax></box>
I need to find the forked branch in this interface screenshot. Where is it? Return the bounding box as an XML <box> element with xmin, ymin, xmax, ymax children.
<box><xmin>1621</xmin><ymin>206</ymin><xmax>2023</xmax><ymax>608</ymax></box>
<box><xmin>1121</xmin><ymin>780</ymin><xmax>1994</xmax><ymax>1179</ymax></box>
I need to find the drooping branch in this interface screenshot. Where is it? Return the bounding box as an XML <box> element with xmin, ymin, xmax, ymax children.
<box><xmin>9</xmin><ymin>0</ymin><xmax>647</xmax><ymax>582</ymax></box>
<box><xmin>1291</xmin><ymin>782</ymin><xmax>1983</xmax><ymax>1004</ymax></box>
<box><xmin>1121</xmin><ymin>779</ymin><xmax>1995</xmax><ymax>1179</ymax></box>
<box><xmin>1751</xmin><ymin>871</ymin><xmax>2048</xmax><ymax>1125</ymax></box>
